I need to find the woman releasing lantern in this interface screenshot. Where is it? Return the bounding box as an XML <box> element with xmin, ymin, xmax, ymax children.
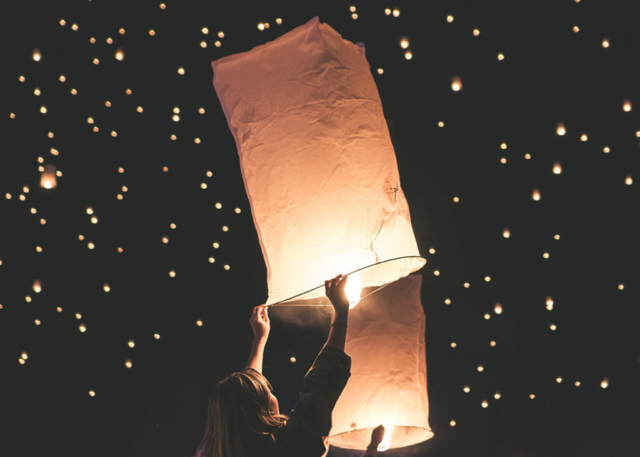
<box><xmin>196</xmin><ymin>275</ymin><xmax>385</xmax><ymax>457</ymax></box>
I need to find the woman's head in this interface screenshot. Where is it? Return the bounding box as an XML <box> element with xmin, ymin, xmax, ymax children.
<box><xmin>196</xmin><ymin>368</ymin><xmax>287</xmax><ymax>457</ymax></box>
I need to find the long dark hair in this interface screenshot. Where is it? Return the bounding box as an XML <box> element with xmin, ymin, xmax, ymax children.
<box><xmin>196</xmin><ymin>369</ymin><xmax>288</xmax><ymax>457</ymax></box>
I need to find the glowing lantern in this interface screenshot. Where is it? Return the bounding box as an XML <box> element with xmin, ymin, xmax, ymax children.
<box><xmin>33</xmin><ymin>280</ymin><xmax>42</xmax><ymax>293</ymax></box>
<box><xmin>211</xmin><ymin>17</ymin><xmax>425</xmax><ymax>305</ymax></box>
<box><xmin>503</xmin><ymin>228</ymin><xmax>511</xmax><ymax>238</ymax></box>
<box><xmin>40</xmin><ymin>165</ymin><xmax>57</xmax><ymax>189</ymax></box>
<box><xmin>532</xmin><ymin>189</ymin><xmax>541</xmax><ymax>201</ymax></box>
<box><xmin>623</xmin><ymin>100</ymin><xmax>632</xmax><ymax>112</ymax></box>
<box><xmin>601</xmin><ymin>378</ymin><xmax>609</xmax><ymax>388</ymax></box>
<box><xmin>451</xmin><ymin>76</ymin><xmax>462</xmax><ymax>91</ymax></box>
<box><xmin>556</xmin><ymin>123</ymin><xmax>566</xmax><ymax>136</ymax></box>
<box><xmin>553</xmin><ymin>162</ymin><xmax>562</xmax><ymax>174</ymax></box>
<box><xmin>327</xmin><ymin>275</ymin><xmax>432</xmax><ymax>450</ymax></box>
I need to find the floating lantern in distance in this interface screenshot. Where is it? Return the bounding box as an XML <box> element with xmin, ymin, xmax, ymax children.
<box><xmin>602</xmin><ymin>38</ymin><xmax>610</xmax><ymax>48</ymax></box>
<box><xmin>276</xmin><ymin>18</ymin><xmax>282</xmax><ymax>25</ymax></box>
<box><xmin>556</xmin><ymin>122</ymin><xmax>566</xmax><ymax>136</ymax></box>
<box><xmin>573</xmin><ymin>26</ymin><xmax>580</xmax><ymax>33</ymax></box>
<box><xmin>503</xmin><ymin>228</ymin><xmax>511</xmax><ymax>238</ymax></box>
<box><xmin>40</xmin><ymin>165</ymin><xmax>57</xmax><ymax>189</ymax></box>
<box><xmin>33</xmin><ymin>49</ymin><xmax>41</xmax><ymax>61</ymax></box>
<box><xmin>473</xmin><ymin>29</ymin><xmax>480</xmax><ymax>36</ymax></box>
<box><xmin>481</xmin><ymin>400</ymin><xmax>489</xmax><ymax>408</ymax></box>
<box><xmin>154</xmin><ymin>333</ymin><xmax>161</xmax><ymax>339</ymax></box>
<box><xmin>532</xmin><ymin>189</ymin><xmax>541</xmax><ymax>201</ymax></box>
<box><xmin>405</xmin><ymin>51</ymin><xmax>413</xmax><ymax>60</ymax></box>
<box><xmin>556</xmin><ymin>377</ymin><xmax>562</xmax><ymax>383</ymax></box>
<box><xmin>400</xmin><ymin>37</ymin><xmax>409</xmax><ymax>49</ymax></box>
<box><xmin>618</xmin><ymin>283</ymin><xmax>624</xmax><ymax>290</ymax></box>
<box><xmin>392</xmin><ymin>8</ymin><xmax>400</xmax><ymax>17</ymax></box>
<box><xmin>497</xmin><ymin>53</ymin><xmax>504</xmax><ymax>61</ymax></box>
<box><xmin>494</xmin><ymin>303</ymin><xmax>503</xmax><ymax>314</ymax></box>
<box><xmin>625</xmin><ymin>175</ymin><xmax>633</xmax><ymax>185</ymax></box>
<box><xmin>575</xmin><ymin>381</ymin><xmax>581</xmax><ymax>387</ymax></box>
<box><xmin>484</xmin><ymin>313</ymin><xmax>491</xmax><ymax>320</ymax></box>
<box><xmin>33</xmin><ymin>280</ymin><xmax>42</xmax><ymax>293</ymax></box>
<box><xmin>546</xmin><ymin>297</ymin><xmax>554</xmax><ymax>310</ymax></box>
<box><xmin>447</xmin><ymin>15</ymin><xmax>454</xmax><ymax>22</ymax></box>
<box><xmin>89</xmin><ymin>390</ymin><xmax>96</xmax><ymax>397</ymax></box>
<box><xmin>257</xmin><ymin>23</ymin><xmax>265</xmax><ymax>31</ymax></box>
<box><xmin>128</xmin><ymin>340</ymin><xmax>135</xmax><ymax>348</ymax></box>
<box><xmin>115</xmin><ymin>49</ymin><xmax>125</xmax><ymax>61</ymax></box>
<box><xmin>451</xmin><ymin>76</ymin><xmax>462</xmax><ymax>91</ymax></box>
<box><xmin>600</xmin><ymin>377</ymin><xmax>609</xmax><ymax>388</ymax></box>
<box><xmin>490</xmin><ymin>340</ymin><xmax>497</xmax><ymax>347</ymax></box>
<box><xmin>580</xmin><ymin>133</ymin><xmax>588</xmax><ymax>142</ymax></box>
<box><xmin>352</xmin><ymin>13</ymin><xmax>358</xmax><ymax>20</ymax></box>
<box><xmin>218</xmin><ymin>31</ymin><xmax>225</xmax><ymax>37</ymax></box>
<box><xmin>464</xmin><ymin>386</ymin><xmax>471</xmax><ymax>393</ymax></box>
<box><xmin>125</xmin><ymin>360</ymin><xmax>132</xmax><ymax>368</ymax></box>
<box><xmin>623</xmin><ymin>99</ymin><xmax>632</xmax><ymax>112</ymax></box>
<box><xmin>553</xmin><ymin>162</ymin><xmax>562</xmax><ymax>174</ymax></box>
<box><xmin>450</xmin><ymin>420</ymin><xmax>456</xmax><ymax>427</ymax></box>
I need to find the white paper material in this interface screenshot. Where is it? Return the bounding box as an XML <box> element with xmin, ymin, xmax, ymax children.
<box><xmin>328</xmin><ymin>274</ymin><xmax>433</xmax><ymax>450</ymax></box>
<box><xmin>212</xmin><ymin>16</ymin><xmax>425</xmax><ymax>305</ymax></box>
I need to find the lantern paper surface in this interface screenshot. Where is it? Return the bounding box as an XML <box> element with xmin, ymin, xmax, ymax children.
<box><xmin>212</xmin><ymin>16</ymin><xmax>425</xmax><ymax>305</ymax></box>
<box><xmin>328</xmin><ymin>274</ymin><xmax>433</xmax><ymax>450</ymax></box>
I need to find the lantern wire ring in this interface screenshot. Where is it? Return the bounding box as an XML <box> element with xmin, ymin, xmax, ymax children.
<box><xmin>267</xmin><ymin>255</ymin><xmax>426</xmax><ymax>307</ymax></box>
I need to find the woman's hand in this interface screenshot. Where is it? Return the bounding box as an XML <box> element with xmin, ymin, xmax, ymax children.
<box><xmin>370</xmin><ymin>425</ymin><xmax>385</xmax><ymax>447</ymax></box>
<box><xmin>250</xmin><ymin>304</ymin><xmax>270</xmax><ymax>340</ymax></box>
<box><xmin>325</xmin><ymin>275</ymin><xmax>350</xmax><ymax>314</ymax></box>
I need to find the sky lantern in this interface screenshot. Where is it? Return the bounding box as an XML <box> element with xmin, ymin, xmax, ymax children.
<box><xmin>556</xmin><ymin>122</ymin><xmax>566</xmax><ymax>136</ymax></box>
<box><xmin>40</xmin><ymin>165</ymin><xmax>57</xmax><ymax>188</ymax></box>
<box><xmin>328</xmin><ymin>275</ymin><xmax>433</xmax><ymax>450</ymax></box>
<box><xmin>211</xmin><ymin>16</ymin><xmax>425</xmax><ymax>305</ymax></box>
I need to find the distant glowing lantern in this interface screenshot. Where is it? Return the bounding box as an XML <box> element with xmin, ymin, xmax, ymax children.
<box><xmin>473</xmin><ymin>29</ymin><xmax>480</xmax><ymax>36</ymax></box>
<box><xmin>40</xmin><ymin>164</ymin><xmax>57</xmax><ymax>189</ymax></box>
<box><xmin>400</xmin><ymin>38</ymin><xmax>409</xmax><ymax>49</ymax></box>
<box><xmin>405</xmin><ymin>51</ymin><xmax>413</xmax><ymax>60</ymax></box>
<box><xmin>33</xmin><ymin>280</ymin><xmax>42</xmax><ymax>293</ymax></box>
<box><xmin>600</xmin><ymin>377</ymin><xmax>609</xmax><ymax>389</ymax></box>
<box><xmin>211</xmin><ymin>17</ymin><xmax>425</xmax><ymax>306</ymax></box>
<box><xmin>497</xmin><ymin>53</ymin><xmax>504</xmax><ymax>61</ymax></box>
<box><xmin>392</xmin><ymin>9</ymin><xmax>400</xmax><ymax>17</ymax></box>
<box><xmin>580</xmin><ymin>133</ymin><xmax>588</xmax><ymax>141</ymax></box>
<box><xmin>553</xmin><ymin>162</ymin><xmax>562</xmax><ymax>174</ymax></box>
<box><xmin>115</xmin><ymin>49</ymin><xmax>125</xmax><ymax>60</ymax></box>
<box><xmin>532</xmin><ymin>189</ymin><xmax>541</xmax><ymax>201</ymax></box>
<box><xmin>33</xmin><ymin>49</ymin><xmax>41</xmax><ymax>61</ymax></box>
<box><xmin>503</xmin><ymin>228</ymin><xmax>511</xmax><ymax>238</ymax></box>
<box><xmin>494</xmin><ymin>303</ymin><xmax>503</xmax><ymax>314</ymax></box>
<box><xmin>447</xmin><ymin>15</ymin><xmax>454</xmax><ymax>22</ymax></box>
<box><xmin>128</xmin><ymin>340</ymin><xmax>135</xmax><ymax>348</ymax></box>
<box><xmin>546</xmin><ymin>297</ymin><xmax>554</xmax><ymax>310</ymax></box>
<box><xmin>328</xmin><ymin>275</ymin><xmax>432</xmax><ymax>450</ymax></box>
<box><xmin>556</xmin><ymin>123</ymin><xmax>566</xmax><ymax>136</ymax></box>
<box><xmin>623</xmin><ymin>100</ymin><xmax>632</xmax><ymax>112</ymax></box>
<box><xmin>625</xmin><ymin>175</ymin><xmax>633</xmax><ymax>185</ymax></box>
<box><xmin>451</xmin><ymin>76</ymin><xmax>462</xmax><ymax>91</ymax></box>
<box><xmin>481</xmin><ymin>400</ymin><xmax>489</xmax><ymax>408</ymax></box>
<box><xmin>602</xmin><ymin>38</ymin><xmax>610</xmax><ymax>48</ymax></box>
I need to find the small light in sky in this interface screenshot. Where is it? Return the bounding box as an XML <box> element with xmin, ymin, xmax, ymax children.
<box><xmin>573</xmin><ymin>25</ymin><xmax>580</xmax><ymax>33</ymax></box>
<box><xmin>554</xmin><ymin>234</ymin><xmax>560</xmax><ymax>240</ymax></box>
<box><xmin>128</xmin><ymin>340</ymin><xmax>135</xmax><ymax>348</ymax></box>
<box><xmin>40</xmin><ymin>106</ymin><xmax>47</xmax><ymax>114</ymax></box>
<box><xmin>149</xmin><ymin>30</ymin><xmax>155</xmax><ymax>36</ymax></box>
<box><xmin>451</xmin><ymin>76</ymin><xmax>462</xmax><ymax>91</ymax></box>
<box><xmin>160</xmin><ymin>3</ymin><xmax>166</xmax><ymax>9</ymax></box>
<box><xmin>532</xmin><ymin>189</ymin><xmax>541</xmax><ymax>201</ymax></box>
<box><xmin>209</xmin><ymin>257</ymin><xmax>215</xmax><ymax>263</ymax></box>
<box><xmin>202</xmin><ymin>27</ymin><xmax>209</xmax><ymax>34</ymax></box>
<box><xmin>500</xmin><ymin>143</ymin><xmax>507</xmax><ymax>150</ymax></box>
<box><xmin>154</xmin><ymin>333</ymin><xmax>161</xmax><ymax>339</ymax></box>
<box><xmin>600</xmin><ymin>378</ymin><xmax>609</xmax><ymax>389</ymax></box>
<box><xmin>201</xmin><ymin>41</ymin><xmax>207</xmax><ymax>48</ymax></box>
<box><xmin>556</xmin><ymin>377</ymin><xmax>563</xmax><ymax>383</ymax></box>
<box><xmin>530</xmin><ymin>394</ymin><xmax>535</xmax><ymax>399</ymax></box>
<box><xmin>103</xmin><ymin>284</ymin><xmax>110</xmax><ymax>292</ymax></box>
<box><xmin>580</xmin><ymin>133</ymin><xmax>588</xmax><ymax>142</ymax></box>
<box><xmin>276</xmin><ymin>18</ymin><xmax>282</xmax><ymax>25</ymax></box>
<box><xmin>235</xmin><ymin>208</ymin><xmax>241</xmax><ymax>214</ymax></box>
<box><xmin>433</xmin><ymin>270</ymin><xmax>440</xmax><ymax>276</ymax></box>
<box><xmin>484</xmin><ymin>314</ymin><xmax>491</xmax><ymax>320</ymax></box>
<box><xmin>169</xmin><ymin>270</ymin><xmax>176</xmax><ymax>278</ymax></box>
<box><xmin>215</xmin><ymin>41</ymin><xmax>221</xmax><ymax>47</ymax></box>
<box><xmin>546</xmin><ymin>297</ymin><xmax>554</xmax><ymax>310</ymax></box>
<box><xmin>556</xmin><ymin>123</ymin><xmax>566</xmax><ymax>136</ymax></box>
<box><xmin>500</xmin><ymin>158</ymin><xmax>507</xmax><ymax>164</ymax></box>
<box><xmin>484</xmin><ymin>276</ymin><xmax>491</xmax><ymax>282</ymax></box>
<box><xmin>450</xmin><ymin>420</ymin><xmax>456</xmax><ymax>427</ymax></box>
<box><xmin>618</xmin><ymin>283</ymin><xmax>624</xmax><ymax>290</ymax></box>
<box><xmin>79</xmin><ymin>323</ymin><xmax>87</xmax><ymax>333</ymax></box>
<box><xmin>444</xmin><ymin>298</ymin><xmax>451</xmax><ymax>305</ymax></box>
<box><xmin>162</xmin><ymin>237</ymin><xmax>169</xmax><ymax>244</ymax></box>
<box><xmin>503</xmin><ymin>228</ymin><xmax>511</xmax><ymax>238</ymax></box>
<box><xmin>575</xmin><ymin>381</ymin><xmax>581</xmax><ymax>387</ymax></box>
<box><xmin>464</xmin><ymin>385</ymin><xmax>471</xmax><ymax>393</ymax></box>
<box><xmin>178</xmin><ymin>67</ymin><xmax>185</xmax><ymax>75</ymax></box>
<box><xmin>385</xmin><ymin>8</ymin><xmax>391</xmax><ymax>15</ymax></box>
<box><xmin>497</xmin><ymin>53</ymin><xmax>504</xmax><ymax>61</ymax></box>
<box><xmin>450</xmin><ymin>342</ymin><xmax>457</xmax><ymax>348</ymax></box>
<box><xmin>464</xmin><ymin>282</ymin><xmax>470</xmax><ymax>288</ymax></box>
<box><xmin>494</xmin><ymin>392</ymin><xmax>501</xmax><ymax>400</ymax></box>
<box><xmin>89</xmin><ymin>390</ymin><xmax>96</xmax><ymax>397</ymax></box>
<box><xmin>494</xmin><ymin>303</ymin><xmax>503</xmax><ymax>314</ymax></box>
<box><xmin>603</xmin><ymin>146</ymin><xmax>610</xmax><ymax>153</ymax></box>
<box><xmin>222</xmin><ymin>226</ymin><xmax>229</xmax><ymax>232</ymax></box>
<box><xmin>453</xmin><ymin>196</ymin><xmax>460</xmax><ymax>203</ymax></box>
<box><xmin>438</xmin><ymin>121</ymin><xmax>444</xmax><ymax>127</ymax></box>
<box><xmin>33</xmin><ymin>49</ymin><xmax>41</xmax><ymax>61</ymax></box>
<box><xmin>351</xmin><ymin>13</ymin><xmax>358</xmax><ymax>20</ymax></box>
<box><xmin>196</xmin><ymin>320</ymin><xmax>203</xmax><ymax>327</ymax></box>
<box><xmin>490</xmin><ymin>340</ymin><xmax>497</xmax><ymax>347</ymax></box>
<box><xmin>404</xmin><ymin>51</ymin><xmax>413</xmax><ymax>60</ymax></box>
<box><xmin>602</xmin><ymin>38</ymin><xmax>610</xmax><ymax>48</ymax></box>
<box><xmin>447</xmin><ymin>15</ymin><xmax>454</xmax><ymax>22</ymax></box>
<box><xmin>60</xmin><ymin>19</ymin><xmax>66</xmax><ymax>26</ymax></box>
<box><xmin>473</xmin><ymin>29</ymin><xmax>480</xmax><ymax>36</ymax></box>
<box><xmin>72</xmin><ymin>24</ymin><xmax>78</xmax><ymax>31</ymax></box>
<box><xmin>550</xmin><ymin>324</ymin><xmax>557</xmax><ymax>331</ymax></box>
<box><xmin>477</xmin><ymin>365</ymin><xmax>484</xmax><ymax>372</ymax></box>
<box><xmin>553</xmin><ymin>162</ymin><xmax>562</xmax><ymax>174</ymax></box>
<box><xmin>199</xmin><ymin>107</ymin><xmax>206</xmax><ymax>114</ymax></box>
<box><xmin>400</xmin><ymin>38</ymin><xmax>409</xmax><ymax>49</ymax></box>
<box><xmin>258</xmin><ymin>23</ymin><xmax>265</xmax><ymax>31</ymax></box>
<box><xmin>392</xmin><ymin>9</ymin><xmax>400</xmax><ymax>17</ymax></box>
<box><xmin>115</xmin><ymin>49</ymin><xmax>125</xmax><ymax>60</ymax></box>
<box><xmin>224</xmin><ymin>264</ymin><xmax>231</xmax><ymax>270</ymax></box>
<box><xmin>625</xmin><ymin>175</ymin><xmax>633</xmax><ymax>185</ymax></box>
<box><xmin>481</xmin><ymin>400</ymin><xmax>488</xmax><ymax>408</ymax></box>
<box><xmin>125</xmin><ymin>360</ymin><xmax>132</xmax><ymax>368</ymax></box>
<box><xmin>543</xmin><ymin>252</ymin><xmax>550</xmax><ymax>259</ymax></box>
<box><xmin>290</xmin><ymin>356</ymin><xmax>297</xmax><ymax>363</ymax></box>
<box><xmin>215</xmin><ymin>202</ymin><xmax>222</xmax><ymax>209</ymax></box>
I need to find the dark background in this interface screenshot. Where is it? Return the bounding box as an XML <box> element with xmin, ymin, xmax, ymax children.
<box><xmin>1</xmin><ymin>1</ymin><xmax>639</xmax><ymax>456</ymax></box>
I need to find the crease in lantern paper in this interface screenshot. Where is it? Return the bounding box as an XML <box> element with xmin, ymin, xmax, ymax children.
<box><xmin>368</xmin><ymin>186</ymin><xmax>399</xmax><ymax>263</ymax></box>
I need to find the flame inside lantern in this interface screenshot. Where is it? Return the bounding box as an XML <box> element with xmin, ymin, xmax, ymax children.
<box><xmin>377</xmin><ymin>425</ymin><xmax>394</xmax><ymax>452</ymax></box>
<box><xmin>344</xmin><ymin>272</ymin><xmax>362</xmax><ymax>309</ymax></box>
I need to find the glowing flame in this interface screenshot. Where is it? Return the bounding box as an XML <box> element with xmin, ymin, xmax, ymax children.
<box><xmin>377</xmin><ymin>425</ymin><xmax>394</xmax><ymax>452</ymax></box>
<box><xmin>344</xmin><ymin>272</ymin><xmax>362</xmax><ymax>309</ymax></box>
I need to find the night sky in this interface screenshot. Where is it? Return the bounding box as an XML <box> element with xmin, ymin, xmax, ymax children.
<box><xmin>1</xmin><ymin>1</ymin><xmax>639</xmax><ymax>456</ymax></box>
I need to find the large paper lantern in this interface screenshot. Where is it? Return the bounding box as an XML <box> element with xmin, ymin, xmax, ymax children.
<box><xmin>212</xmin><ymin>17</ymin><xmax>425</xmax><ymax>305</ymax></box>
<box><xmin>328</xmin><ymin>274</ymin><xmax>433</xmax><ymax>450</ymax></box>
